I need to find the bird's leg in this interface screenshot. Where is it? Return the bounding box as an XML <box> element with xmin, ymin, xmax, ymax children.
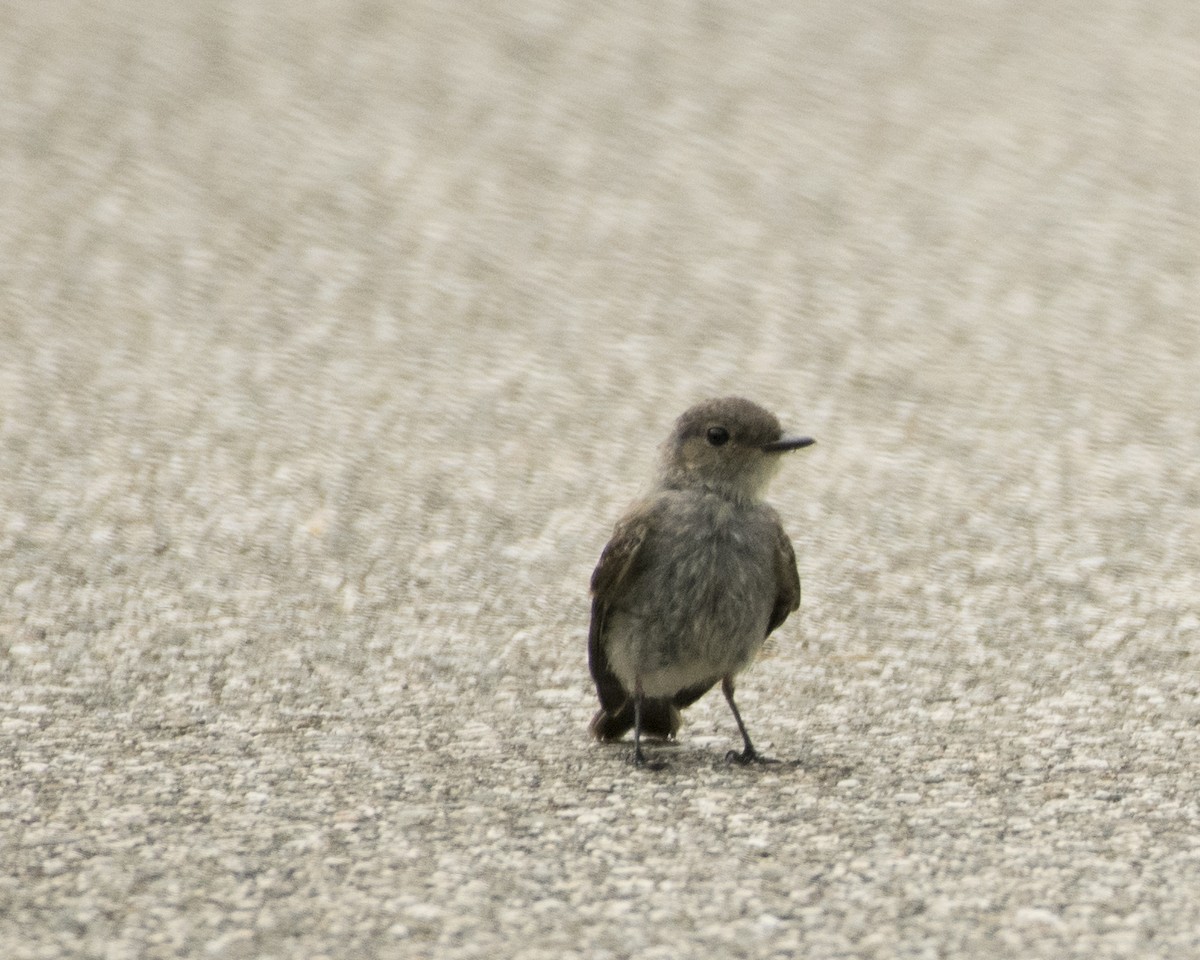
<box><xmin>631</xmin><ymin>682</ymin><xmax>647</xmax><ymax>766</ymax></box>
<box><xmin>630</xmin><ymin>679</ymin><xmax>665</xmax><ymax>769</ymax></box>
<box><xmin>722</xmin><ymin>676</ymin><xmax>777</xmax><ymax>765</ymax></box>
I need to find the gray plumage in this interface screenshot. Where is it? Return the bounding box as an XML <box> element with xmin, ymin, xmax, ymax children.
<box><xmin>587</xmin><ymin>396</ymin><xmax>814</xmax><ymax>766</ymax></box>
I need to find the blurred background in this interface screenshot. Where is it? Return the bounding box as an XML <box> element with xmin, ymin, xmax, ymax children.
<box><xmin>2</xmin><ymin>1</ymin><xmax>1198</xmax><ymax>957</ymax></box>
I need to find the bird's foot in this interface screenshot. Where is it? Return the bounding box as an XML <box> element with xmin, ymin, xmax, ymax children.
<box><xmin>725</xmin><ymin>748</ymin><xmax>779</xmax><ymax>766</ymax></box>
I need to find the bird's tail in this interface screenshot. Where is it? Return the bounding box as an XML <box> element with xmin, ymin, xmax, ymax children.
<box><xmin>589</xmin><ymin>698</ymin><xmax>680</xmax><ymax>742</ymax></box>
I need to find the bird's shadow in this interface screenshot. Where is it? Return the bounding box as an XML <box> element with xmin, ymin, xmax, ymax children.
<box><xmin>604</xmin><ymin>740</ymin><xmax>858</xmax><ymax>780</ymax></box>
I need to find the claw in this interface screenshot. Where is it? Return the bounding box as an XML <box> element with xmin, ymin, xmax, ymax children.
<box><xmin>725</xmin><ymin>748</ymin><xmax>779</xmax><ymax>766</ymax></box>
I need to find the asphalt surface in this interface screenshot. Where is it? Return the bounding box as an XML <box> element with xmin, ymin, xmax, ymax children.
<box><xmin>2</xmin><ymin>1</ymin><xmax>1199</xmax><ymax>958</ymax></box>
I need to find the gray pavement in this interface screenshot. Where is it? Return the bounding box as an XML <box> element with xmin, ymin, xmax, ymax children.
<box><xmin>2</xmin><ymin>1</ymin><xmax>1200</xmax><ymax>957</ymax></box>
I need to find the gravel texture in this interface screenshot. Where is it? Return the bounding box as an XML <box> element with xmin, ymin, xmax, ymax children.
<box><xmin>2</xmin><ymin>1</ymin><xmax>1199</xmax><ymax>958</ymax></box>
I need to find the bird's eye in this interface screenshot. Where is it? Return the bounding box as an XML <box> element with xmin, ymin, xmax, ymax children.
<box><xmin>706</xmin><ymin>426</ymin><xmax>730</xmax><ymax>447</ymax></box>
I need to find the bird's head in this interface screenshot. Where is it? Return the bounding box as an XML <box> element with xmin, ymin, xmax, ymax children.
<box><xmin>658</xmin><ymin>396</ymin><xmax>814</xmax><ymax>501</ymax></box>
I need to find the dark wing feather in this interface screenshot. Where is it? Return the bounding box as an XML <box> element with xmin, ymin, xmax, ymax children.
<box><xmin>587</xmin><ymin>504</ymin><xmax>684</xmax><ymax>741</ymax></box>
<box><xmin>587</xmin><ymin>510</ymin><xmax>651</xmax><ymax>715</ymax></box>
<box><xmin>767</xmin><ymin>522</ymin><xmax>801</xmax><ymax>636</ymax></box>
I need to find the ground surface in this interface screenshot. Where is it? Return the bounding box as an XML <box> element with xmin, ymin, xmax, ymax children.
<box><xmin>2</xmin><ymin>1</ymin><xmax>1200</xmax><ymax>958</ymax></box>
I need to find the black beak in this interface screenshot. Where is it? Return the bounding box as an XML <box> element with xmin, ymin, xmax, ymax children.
<box><xmin>761</xmin><ymin>435</ymin><xmax>815</xmax><ymax>453</ymax></box>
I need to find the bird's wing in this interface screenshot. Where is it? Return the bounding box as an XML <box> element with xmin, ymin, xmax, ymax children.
<box><xmin>587</xmin><ymin>506</ymin><xmax>652</xmax><ymax>711</ymax></box>
<box><xmin>767</xmin><ymin>521</ymin><xmax>801</xmax><ymax>637</ymax></box>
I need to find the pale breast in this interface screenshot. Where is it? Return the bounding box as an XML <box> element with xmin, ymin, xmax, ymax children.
<box><xmin>603</xmin><ymin>491</ymin><xmax>780</xmax><ymax>694</ymax></box>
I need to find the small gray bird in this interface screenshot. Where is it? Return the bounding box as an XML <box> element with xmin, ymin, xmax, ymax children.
<box><xmin>587</xmin><ymin>397</ymin><xmax>814</xmax><ymax>767</ymax></box>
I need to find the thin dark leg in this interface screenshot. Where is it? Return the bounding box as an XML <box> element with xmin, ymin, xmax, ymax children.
<box><xmin>632</xmin><ymin>685</ymin><xmax>647</xmax><ymax>766</ymax></box>
<box><xmin>722</xmin><ymin>676</ymin><xmax>776</xmax><ymax>765</ymax></box>
<box><xmin>629</xmin><ymin>680</ymin><xmax>665</xmax><ymax>769</ymax></box>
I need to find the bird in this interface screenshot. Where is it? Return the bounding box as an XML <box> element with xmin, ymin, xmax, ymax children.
<box><xmin>587</xmin><ymin>396</ymin><xmax>814</xmax><ymax>767</ymax></box>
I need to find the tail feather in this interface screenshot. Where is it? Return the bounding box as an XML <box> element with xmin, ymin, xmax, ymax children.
<box><xmin>589</xmin><ymin>698</ymin><xmax>680</xmax><ymax>742</ymax></box>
